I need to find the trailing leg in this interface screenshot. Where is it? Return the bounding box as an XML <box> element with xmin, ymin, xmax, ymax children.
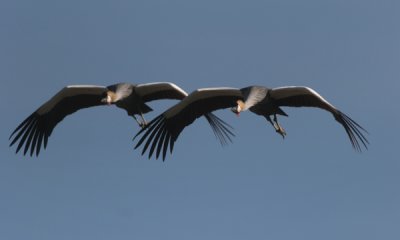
<box><xmin>273</xmin><ymin>114</ymin><xmax>286</xmax><ymax>138</ymax></box>
<box><xmin>132</xmin><ymin>115</ymin><xmax>145</xmax><ymax>128</ymax></box>
<box><xmin>265</xmin><ymin>115</ymin><xmax>285</xmax><ymax>138</ymax></box>
<box><xmin>139</xmin><ymin>113</ymin><xmax>148</xmax><ymax>128</ymax></box>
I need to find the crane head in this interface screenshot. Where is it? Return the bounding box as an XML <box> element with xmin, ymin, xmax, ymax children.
<box><xmin>101</xmin><ymin>91</ymin><xmax>114</xmax><ymax>105</ymax></box>
<box><xmin>231</xmin><ymin>105</ymin><xmax>241</xmax><ymax>116</ymax></box>
<box><xmin>231</xmin><ymin>100</ymin><xmax>245</xmax><ymax>116</ymax></box>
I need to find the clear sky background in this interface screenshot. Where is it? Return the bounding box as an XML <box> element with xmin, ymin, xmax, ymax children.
<box><xmin>1</xmin><ymin>0</ymin><xmax>399</xmax><ymax>239</ymax></box>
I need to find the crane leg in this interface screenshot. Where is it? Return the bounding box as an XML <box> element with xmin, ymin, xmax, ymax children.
<box><xmin>273</xmin><ymin>114</ymin><xmax>286</xmax><ymax>138</ymax></box>
<box><xmin>265</xmin><ymin>115</ymin><xmax>285</xmax><ymax>138</ymax></box>
<box><xmin>139</xmin><ymin>113</ymin><xmax>148</xmax><ymax>128</ymax></box>
<box><xmin>132</xmin><ymin>115</ymin><xmax>144</xmax><ymax>128</ymax></box>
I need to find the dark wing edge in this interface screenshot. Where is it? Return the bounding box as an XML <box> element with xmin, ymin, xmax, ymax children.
<box><xmin>270</xmin><ymin>86</ymin><xmax>369</xmax><ymax>151</ymax></box>
<box><xmin>204</xmin><ymin>113</ymin><xmax>235</xmax><ymax>146</ymax></box>
<box><xmin>133</xmin><ymin>115</ymin><xmax>173</xmax><ymax>161</ymax></box>
<box><xmin>9</xmin><ymin>88</ymin><xmax>107</xmax><ymax>156</ymax></box>
<box><xmin>133</xmin><ymin>88</ymin><xmax>242</xmax><ymax>161</ymax></box>
<box><xmin>9</xmin><ymin>113</ymin><xmax>49</xmax><ymax>157</ymax></box>
<box><xmin>133</xmin><ymin>113</ymin><xmax>235</xmax><ymax>161</ymax></box>
<box><xmin>335</xmin><ymin>111</ymin><xmax>369</xmax><ymax>152</ymax></box>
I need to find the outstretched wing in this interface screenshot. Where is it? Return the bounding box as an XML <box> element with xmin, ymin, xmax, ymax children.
<box><xmin>135</xmin><ymin>82</ymin><xmax>188</xmax><ymax>102</ymax></box>
<box><xmin>9</xmin><ymin>85</ymin><xmax>107</xmax><ymax>156</ymax></box>
<box><xmin>270</xmin><ymin>86</ymin><xmax>369</xmax><ymax>151</ymax></box>
<box><xmin>134</xmin><ymin>87</ymin><xmax>243</xmax><ymax>160</ymax></box>
<box><xmin>270</xmin><ymin>86</ymin><xmax>337</xmax><ymax>111</ymax></box>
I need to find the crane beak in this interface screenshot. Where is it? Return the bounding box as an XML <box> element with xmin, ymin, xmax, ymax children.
<box><xmin>101</xmin><ymin>95</ymin><xmax>112</xmax><ymax>105</ymax></box>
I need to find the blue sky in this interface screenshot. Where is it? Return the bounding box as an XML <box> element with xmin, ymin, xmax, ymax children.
<box><xmin>1</xmin><ymin>0</ymin><xmax>399</xmax><ymax>239</ymax></box>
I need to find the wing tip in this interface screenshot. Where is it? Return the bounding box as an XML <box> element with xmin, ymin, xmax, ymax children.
<box><xmin>133</xmin><ymin>115</ymin><xmax>174</xmax><ymax>161</ymax></box>
<box><xmin>336</xmin><ymin>111</ymin><xmax>369</xmax><ymax>152</ymax></box>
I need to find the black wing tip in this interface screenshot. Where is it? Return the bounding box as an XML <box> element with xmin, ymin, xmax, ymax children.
<box><xmin>9</xmin><ymin>113</ymin><xmax>35</xmax><ymax>140</ymax></box>
<box><xmin>9</xmin><ymin>113</ymin><xmax>48</xmax><ymax>157</ymax></box>
<box><xmin>336</xmin><ymin>111</ymin><xmax>369</xmax><ymax>152</ymax></box>
<box><xmin>134</xmin><ymin>113</ymin><xmax>233</xmax><ymax>161</ymax></box>
<box><xmin>133</xmin><ymin>115</ymin><xmax>173</xmax><ymax>161</ymax></box>
<box><xmin>204</xmin><ymin>113</ymin><xmax>235</xmax><ymax>146</ymax></box>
